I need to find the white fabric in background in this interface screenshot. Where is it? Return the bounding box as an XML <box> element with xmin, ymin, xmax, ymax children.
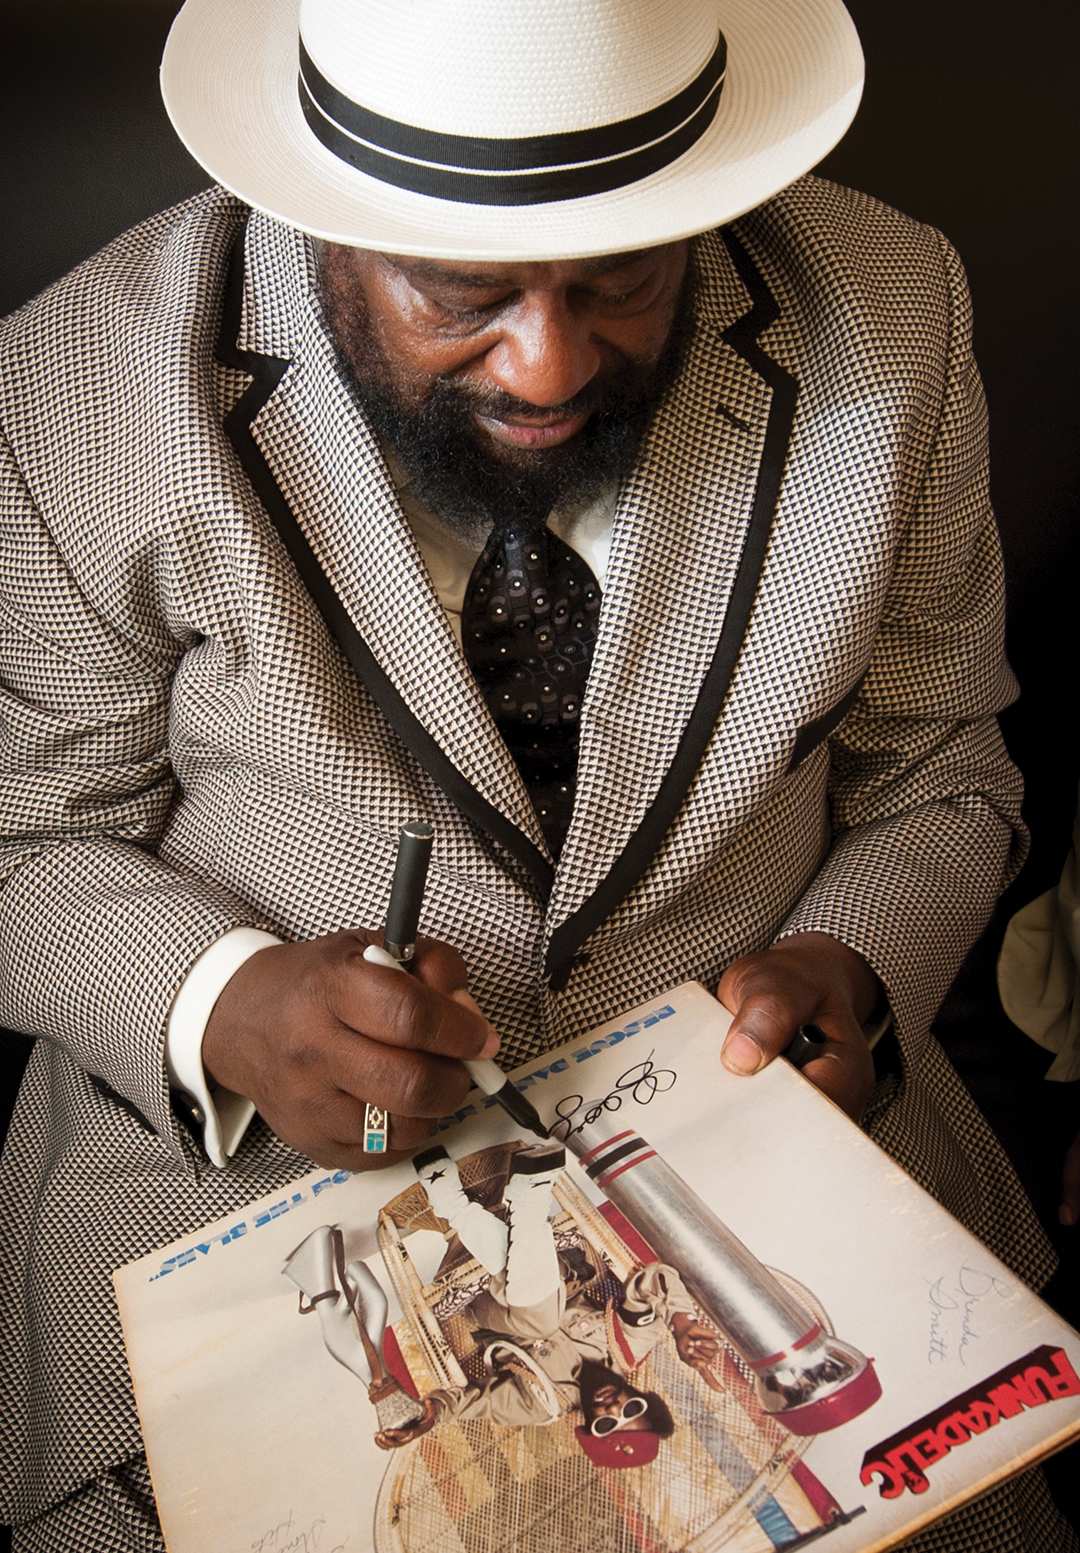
<box><xmin>998</xmin><ymin>789</ymin><xmax>1080</xmax><ymax>1082</ymax></box>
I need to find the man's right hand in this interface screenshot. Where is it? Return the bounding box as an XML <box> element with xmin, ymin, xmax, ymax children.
<box><xmin>375</xmin><ymin>1397</ymin><xmax>443</xmax><ymax>1450</ymax></box>
<box><xmin>201</xmin><ymin>929</ymin><xmax>499</xmax><ymax>1170</ymax></box>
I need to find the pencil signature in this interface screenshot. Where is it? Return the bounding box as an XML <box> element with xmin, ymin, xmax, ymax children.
<box><xmin>550</xmin><ymin>1055</ymin><xmax>676</xmax><ymax>1142</ymax></box>
<box><xmin>925</xmin><ymin>1277</ymin><xmax>956</xmax><ymax>1365</ymax></box>
<box><xmin>925</xmin><ymin>1265</ymin><xmax>1013</xmax><ymax>1366</ymax></box>
<box><xmin>249</xmin><ymin>1509</ymin><xmax>346</xmax><ymax>1553</ymax></box>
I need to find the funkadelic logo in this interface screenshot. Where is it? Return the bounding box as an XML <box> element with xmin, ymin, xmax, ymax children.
<box><xmin>860</xmin><ymin>1345</ymin><xmax>1080</xmax><ymax>1498</ymax></box>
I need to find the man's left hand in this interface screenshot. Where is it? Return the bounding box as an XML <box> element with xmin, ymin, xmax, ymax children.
<box><xmin>672</xmin><ymin>1311</ymin><xmax>719</xmax><ymax>1367</ymax></box>
<box><xmin>717</xmin><ymin>933</ymin><xmax>879</xmax><ymax>1122</ymax></box>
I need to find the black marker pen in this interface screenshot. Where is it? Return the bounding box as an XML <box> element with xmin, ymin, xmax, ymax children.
<box><xmin>783</xmin><ymin>1023</ymin><xmax>828</xmax><ymax>1069</ymax></box>
<box><xmin>363</xmin><ymin>821</ymin><xmax>549</xmax><ymax>1139</ymax></box>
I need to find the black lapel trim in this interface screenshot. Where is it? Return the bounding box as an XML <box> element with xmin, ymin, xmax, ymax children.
<box><xmin>216</xmin><ymin>231</ymin><xmax>555</xmax><ymax>901</ymax></box>
<box><xmin>544</xmin><ymin>227</ymin><xmax>798</xmax><ymax>985</ymax></box>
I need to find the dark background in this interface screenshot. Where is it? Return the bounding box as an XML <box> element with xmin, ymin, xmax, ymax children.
<box><xmin>1</xmin><ymin>0</ymin><xmax>1078</xmax><ymax>1538</ymax></box>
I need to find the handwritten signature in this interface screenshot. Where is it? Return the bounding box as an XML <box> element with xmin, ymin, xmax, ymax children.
<box><xmin>925</xmin><ymin>1266</ymin><xmax>1013</xmax><ymax>1366</ymax></box>
<box><xmin>249</xmin><ymin>1509</ymin><xmax>346</xmax><ymax>1553</ymax></box>
<box><xmin>550</xmin><ymin>1055</ymin><xmax>676</xmax><ymax>1141</ymax></box>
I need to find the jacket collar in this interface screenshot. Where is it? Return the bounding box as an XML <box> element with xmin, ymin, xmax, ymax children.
<box><xmin>549</xmin><ymin>228</ymin><xmax>793</xmax><ymax>947</ymax></box>
<box><xmin>220</xmin><ymin>213</ymin><xmax>797</xmax><ymax>984</ymax></box>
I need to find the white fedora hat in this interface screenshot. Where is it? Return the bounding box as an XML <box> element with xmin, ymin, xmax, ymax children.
<box><xmin>161</xmin><ymin>0</ymin><xmax>863</xmax><ymax>261</ymax></box>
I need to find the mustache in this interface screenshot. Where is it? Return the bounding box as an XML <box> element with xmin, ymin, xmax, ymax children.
<box><xmin>427</xmin><ymin>380</ymin><xmax>601</xmax><ymax>424</ymax></box>
<box><xmin>424</xmin><ymin>356</ymin><xmax>670</xmax><ymax>432</ymax></box>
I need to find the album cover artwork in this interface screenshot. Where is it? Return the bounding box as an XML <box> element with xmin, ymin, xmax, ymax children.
<box><xmin>114</xmin><ymin>983</ymin><xmax>1080</xmax><ymax>1552</ymax></box>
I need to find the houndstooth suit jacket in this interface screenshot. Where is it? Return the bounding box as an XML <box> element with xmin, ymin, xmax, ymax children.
<box><xmin>0</xmin><ymin>178</ymin><xmax>1056</xmax><ymax>1525</ymax></box>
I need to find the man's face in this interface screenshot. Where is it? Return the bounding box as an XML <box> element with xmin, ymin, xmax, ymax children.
<box><xmin>586</xmin><ymin>1378</ymin><xmax>652</xmax><ymax>1432</ymax></box>
<box><xmin>319</xmin><ymin>240</ymin><xmax>692</xmax><ymax>540</ymax></box>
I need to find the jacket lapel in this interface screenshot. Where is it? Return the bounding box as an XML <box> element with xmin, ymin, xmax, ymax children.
<box><xmin>545</xmin><ymin>227</ymin><xmax>798</xmax><ymax>982</ymax></box>
<box><xmin>220</xmin><ymin>213</ymin><xmax>555</xmax><ymax>897</ymax></box>
<box><xmin>218</xmin><ymin>213</ymin><xmax>798</xmax><ymax>968</ymax></box>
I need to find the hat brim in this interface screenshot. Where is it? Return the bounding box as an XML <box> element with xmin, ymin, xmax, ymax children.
<box><xmin>161</xmin><ymin>0</ymin><xmax>863</xmax><ymax>260</ymax></box>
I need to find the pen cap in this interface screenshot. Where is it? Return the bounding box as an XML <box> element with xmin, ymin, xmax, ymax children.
<box><xmin>384</xmin><ymin>821</ymin><xmax>434</xmax><ymax>951</ymax></box>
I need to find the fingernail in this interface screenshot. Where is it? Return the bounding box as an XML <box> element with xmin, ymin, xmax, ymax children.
<box><xmin>722</xmin><ymin>1032</ymin><xmax>763</xmax><ymax>1076</ymax></box>
<box><xmin>450</xmin><ymin>989</ymin><xmax>500</xmax><ymax>1059</ymax></box>
<box><xmin>1060</xmin><ymin>1204</ymin><xmax>1076</xmax><ymax>1227</ymax></box>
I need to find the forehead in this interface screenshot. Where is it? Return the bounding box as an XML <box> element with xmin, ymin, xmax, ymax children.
<box><xmin>384</xmin><ymin>247</ymin><xmax>663</xmax><ymax>290</ymax></box>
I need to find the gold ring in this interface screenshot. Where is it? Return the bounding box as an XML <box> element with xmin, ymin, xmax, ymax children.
<box><xmin>363</xmin><ymin>1104</ymin><xmax>390</xmax><ymax>1154</ymax></box>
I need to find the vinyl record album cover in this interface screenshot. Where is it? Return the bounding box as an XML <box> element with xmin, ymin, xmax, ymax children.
<box><xmin>114</xmin><ymin>982</ymin><xmax>1080</xmax><ymax>1553</ymax></box>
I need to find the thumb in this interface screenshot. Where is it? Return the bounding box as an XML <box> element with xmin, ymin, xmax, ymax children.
<box><xmin>722</xmin><ymin>1019</ymin><xmax>777</xmax><ymax>1076</ymax></box>
<box><xmin>720</xmin><ymin>992</ymin><xmax>802</xmax><ymax>1076</ymax></box>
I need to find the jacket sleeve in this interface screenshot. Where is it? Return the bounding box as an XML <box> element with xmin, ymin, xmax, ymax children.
<box><xmin>619</xmin><ymin>1262</ymin><xmax>698</xmax><ymax>1327</ymax></box>
<box><xmin>777</xmin><ymin>230</ymin><xmax>1026</xmax><ymax>1058</ymax></box>
<box><xmin>0</xmin><ymin>432</ymin><xmax>269</xmax><ymax>1153</ymax></box>
<box><xmin>430</xmin><ymin>1370</ymin><xmax>560</xmax><ymax>1429</ymax></box>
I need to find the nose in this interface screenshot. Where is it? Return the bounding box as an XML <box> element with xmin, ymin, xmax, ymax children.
<box><xmin>484</xmin><ymin>292</ymin><xmax>602</xmax><ymax>408</ymax></box>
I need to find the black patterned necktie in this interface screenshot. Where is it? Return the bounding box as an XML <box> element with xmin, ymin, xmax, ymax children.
<box><xmin>462</xmin><ymin>522</ymin><xmax>602</xmax><ymax>857</ymax></box>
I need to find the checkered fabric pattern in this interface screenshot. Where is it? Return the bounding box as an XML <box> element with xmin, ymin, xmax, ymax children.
<box><xmin>12</xmin><ymin>1457</ymin><xmax>164</xmax><ymax>1553</ymax></box>
<box><xmin>0</xmin><ymin>177</ymin><xmax>1060</xmax><ymax>1547</ymax></box>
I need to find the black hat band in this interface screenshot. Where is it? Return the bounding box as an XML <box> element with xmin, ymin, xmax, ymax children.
<box><xmin>297</xmin><ymin>32</ymin><xmax>726</xmax><ymax>206</ymax></box>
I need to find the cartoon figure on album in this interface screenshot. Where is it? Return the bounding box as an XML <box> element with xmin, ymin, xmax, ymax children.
<box><xmin>283</xmin><ymin>1131</ymin><xmax>881</xmax><ymax>1553</ymax></box>
<box><xmin>288</xmin><ymin>1143</ymin><xmax>713</xmax><ymax>1462</ymax></box>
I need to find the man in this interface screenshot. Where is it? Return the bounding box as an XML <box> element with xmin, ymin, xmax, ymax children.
<box><xmin>0</xmin><ymin>0</ymin><xmax>1069</xmax><ymax>1548</ymax></box>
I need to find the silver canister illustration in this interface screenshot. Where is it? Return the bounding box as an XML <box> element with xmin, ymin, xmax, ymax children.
<box><xmin>561</xmin><ymin>1113</ymin><xmax>881</xmax><ymax>1434</ymax></box>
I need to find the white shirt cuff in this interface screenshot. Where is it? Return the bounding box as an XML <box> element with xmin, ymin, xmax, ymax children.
<box><xmin>165</xmin><ymin>928</ymin><xmax>283</xmax><ymax>1168</ymax></box>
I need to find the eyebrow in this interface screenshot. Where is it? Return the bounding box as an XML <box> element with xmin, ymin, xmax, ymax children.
<box><xmin>389</xmin><ymin>249</ymin><xmax>657</xmax><ymax>289</ymax></box>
